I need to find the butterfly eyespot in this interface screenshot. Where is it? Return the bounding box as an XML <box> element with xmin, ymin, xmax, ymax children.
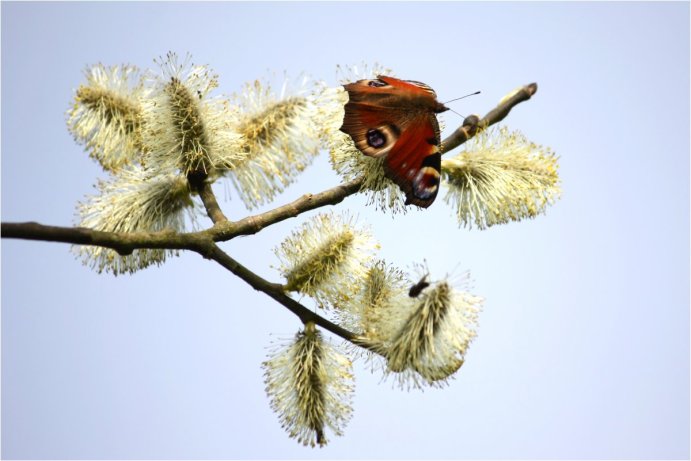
<box><xmin>368</xmin><ymin>79</ymin><xmax>387</xmax><ymax>87</ymax></box>
<box><xmin>366</xmin><ymin>129</ymin><xmax>386</xmax><ymax>148</ymax></box>
<box><xmin>413</xmin><ymin>167</ymin><xmax>440</xmax><ymax>200</ymax></box>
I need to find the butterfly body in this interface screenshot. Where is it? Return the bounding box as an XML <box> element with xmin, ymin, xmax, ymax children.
<box><xmin>340</xmin><ymin>75</ymin><xmax>448</xmax><ymax>208</ymax></box>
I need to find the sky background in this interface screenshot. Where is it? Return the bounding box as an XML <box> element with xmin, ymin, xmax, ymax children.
<box><xmin>2</xmin><ymin>1</ymin><xmax>689</xmax><ymax>459</ymax></box>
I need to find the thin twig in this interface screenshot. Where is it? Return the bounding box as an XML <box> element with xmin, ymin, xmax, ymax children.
<box><xmin>214</xmin><ymin>178</ymin><xmax>363</xmax><ymax>240</ymax></box>
<box><xmin>187</xmin><ymin>172</ymin><xmax>229</xmax><ymax>224</ymax></box>
<box><xmin>207</xmin><ymin>245</ymin><xmax>365</xmax><ymax>345</ymax></box>
<box><xmin>197</xmin><ymin>181</ymin><xmax>229</xmax><ymax>224</ymax></box>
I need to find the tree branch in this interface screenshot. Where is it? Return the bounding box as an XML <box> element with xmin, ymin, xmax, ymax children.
<box><xmin>3</xmin><ymin>82</ymin><xmax>537</xmax><ymax>248</ymax></box>
<box><xmin>2</xmin><ymin>81</ymin><xmax>538</xmax><ymax>349</ymax></box>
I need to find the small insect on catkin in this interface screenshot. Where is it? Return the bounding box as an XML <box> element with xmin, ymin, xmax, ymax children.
<box><xmin>385</xmin><ymin>278</ymin><xmax>483</xmax><ymax>388</ymax></box>
<box><xmin>408</xmin><ymin>274</ymin><xmax>430</xmax><ymax>298</ymax></box>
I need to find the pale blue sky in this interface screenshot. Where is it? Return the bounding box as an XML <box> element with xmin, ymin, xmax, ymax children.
<box><xmin>2</xmin><ymin>1</ymin><xmax>689</xmax><ymax>459</ymax></box>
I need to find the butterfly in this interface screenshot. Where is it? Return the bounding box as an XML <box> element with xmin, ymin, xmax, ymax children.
<box><xmin>340</xmin><ymin>75</ymin><xmax>449</xmax><ymax>208</ymax></box>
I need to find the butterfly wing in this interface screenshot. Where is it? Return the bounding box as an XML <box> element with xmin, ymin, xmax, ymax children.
<box><xmin>340</xmin><ymin>75</ymin><xmax>446</xmax><ymax>208</ymax></box>
<box><xmin>341</xmin><ymin>98</ymin><xmax>400</xmax><ymax>158</ymax></box>
<box><xmin>382</xmin><ymin>113</ymin><xmax>442</xmax><ymax>208</ymax></box>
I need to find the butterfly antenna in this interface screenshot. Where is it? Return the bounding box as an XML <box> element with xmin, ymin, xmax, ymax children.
<box><xmin>443</xmin><ymin>90</ymin><xmax>481</xmax><ymax>105</ymax></box>
<box><xmin>447</xmin><ymin>107</ymin><xmax>466</xmax><ymax>119</ymax></box>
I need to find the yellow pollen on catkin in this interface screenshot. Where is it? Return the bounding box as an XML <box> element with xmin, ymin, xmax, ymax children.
<box><xmin>442</xmin><ymin>126</ymin><xmax>560</xmax><ymax>229</ymax></box>
<box><xmin>285</xmin><ymin>231</ymin><xmax>355</xmax><ymax>293</ymax></box>
<box><xmin>164</xmin><ymin>77</ymin><xmax>211</xmax><ymax>175</ymax></box>
<box><xmin>75</xmin><ymin>86</ymin><xmax>141</xmax><ymax>139</ymax></box>
<box><xmin>238</xmin><ymin>98</ymin><xmax>306</xmax><ymax>149</ymax></box>
<box><xmin>66</xmin><ymin>64</ymin><xmax>146</xmax><ymax>171</ymax></box>
<box><xmin>274</xmin><ymin>212</ymin><xmax>378</xmax><ymax>309</ymax></box>
<box><xmin>262</xmin><ymin>326</ymin><xmax>354</xmax><ymax>448</ymax></box>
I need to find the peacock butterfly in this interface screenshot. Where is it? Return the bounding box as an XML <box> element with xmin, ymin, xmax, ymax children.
<box><xmin>340</xmin><ymin>75</ymin><xmax>448</xmax><ymax>208</ymax></box>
